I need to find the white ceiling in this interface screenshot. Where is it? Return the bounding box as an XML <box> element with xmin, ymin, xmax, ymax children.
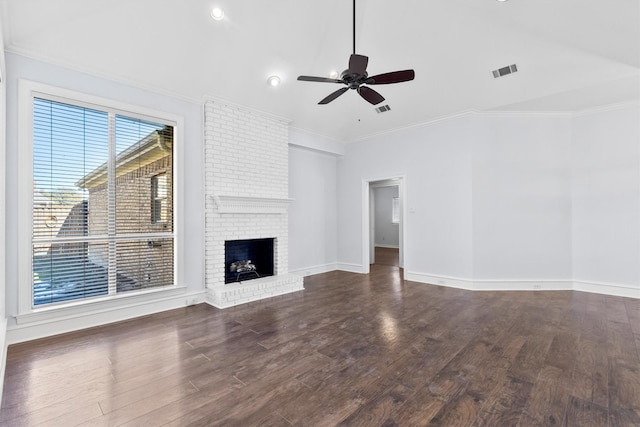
<box><xmin>1</xmin><ymin>0</ymin><xmax>639</xmax><ymax>141</ymax></box>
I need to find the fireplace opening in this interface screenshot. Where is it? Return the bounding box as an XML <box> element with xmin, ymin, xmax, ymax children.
<box><xmin>224</xmin><ymin>238</ymin><xmax>274</xmax><ymax>284</ymax></box>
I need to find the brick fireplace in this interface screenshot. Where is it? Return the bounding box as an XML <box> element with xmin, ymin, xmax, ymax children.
<box><xmin>204</xmin><ymin>100</ymin><xmax>304</xmax><ymax>308</ymax></box>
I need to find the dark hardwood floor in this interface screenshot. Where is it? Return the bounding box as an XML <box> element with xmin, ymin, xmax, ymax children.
<box><xmin>2</xmin><ymin>265</ymin><xmax>640</xmax><ymax>426</ymax></box>
<box><xmin>374</xmin><ymin>247</ymin><xmax>399</xmax><ymax>267</ymax></box>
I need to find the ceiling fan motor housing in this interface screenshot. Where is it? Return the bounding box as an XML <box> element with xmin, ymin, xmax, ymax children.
<box><xmin>341</xmin><ymin>70</ymin><xmax>368</xmax><ymax>89</ymax></box>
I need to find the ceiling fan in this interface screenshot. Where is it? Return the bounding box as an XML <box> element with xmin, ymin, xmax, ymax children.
<box><xmin>297</xmin><ymin>0</ymin><xmax>415</xmax><ymax>105</ymax></box>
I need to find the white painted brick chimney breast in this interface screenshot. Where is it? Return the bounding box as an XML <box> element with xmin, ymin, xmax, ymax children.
<box><xmin>204</xmin><ymin>100</ymin><xmax>303</xmax><ymax>308</ymax></box>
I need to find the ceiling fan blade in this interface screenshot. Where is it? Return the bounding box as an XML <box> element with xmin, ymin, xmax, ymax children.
<box><xmin>358</xmin><ymin>86</ymin><xmax>385</xmax><ymax>105</ymax></box>
<box><xmin>319</xmin><ymin>87</ymin><xmax>349</xmax><ymax>104</ymax></box>
<box><xmin>348</xmin><ymin>54</ymin><xmax>369</xmax><ymax>75</ymax></box>
<box><xmin>298</xmin><ymin>76</ymin><xmax>344</xmax><ymax>83</ymax></box>
<box><xmin>365</xmin><ymin>69</ymin><xmax>415</xmax><ymax>85</ymax></box>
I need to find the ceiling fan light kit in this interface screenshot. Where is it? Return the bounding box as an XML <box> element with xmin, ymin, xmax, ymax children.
<box><xmin>297</xmin><ymin>0</ymin><xmax>415</xmax><ymax>106</ymax></box>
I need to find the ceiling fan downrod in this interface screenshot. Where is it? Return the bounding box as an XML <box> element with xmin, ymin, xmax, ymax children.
<box><xmin>353</xmin><ymin>0</ymin><xmax>356</xmax><ymax>55</ymax></box>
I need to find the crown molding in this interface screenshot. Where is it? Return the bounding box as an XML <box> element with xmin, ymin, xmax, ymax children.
<box><xmin>5</xmin><ymin>48</ymin><xmax>202</xmax><ymax>106</ymax></box>
<box><xmin>572</xmin><ymin>100</ymin><xmax>640</xmax><ymax>117</ymax></box>
<box><xmin>474</xmin><ymin>110</ymin><xmax>574</xmax><ymax>119</ymax></box>
<box><xmin>346</xmin><ymin>110</ymin><xmax>476</xmax><ymax>144</ymax></box>
<box><xmin>345</xmin><ymin>108</ymin><xmax>577</xmax><ymax>144</ymax></box>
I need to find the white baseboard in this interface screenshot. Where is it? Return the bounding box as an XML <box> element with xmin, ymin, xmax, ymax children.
<box><xmin>573</xmin><ymin>280</ymin><xmax>640</xmax><ymax>299</ymax></box>
<box><xmin>7</xmin><ymin>290</ymin><xmax>206</xmax><ymax>344</ymax></box>
<box><xmin>336</xmin><ymin>263</ymin><xmax>366</xmax><ymax>274</ymax></box>
<box><xmin>405</xmin><ymin>272</ymin><xmax>474</xmax><ymax>290</ymax></box>
<box><xmin>289</xmin><ymin>263</ymin><xmax>338</xmax><ymax>277</ymax></box>
<box><xmin>405</xmin><ymin>271</ymin><xmax>575</xmax><ymax>293</ymax></box>
<box><xmin>375</xmin><ymin>244</ymin><xmax>399</xmax><ymax>249</ymax></box>
<box><xmin>474</xmin><ymin>280</ymin><xmax>572</xmax><ymax>292</ymax></box>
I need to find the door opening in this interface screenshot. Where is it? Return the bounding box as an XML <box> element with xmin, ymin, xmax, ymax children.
<box><xmin>362</xmin><ymin>177</ymin><xmax>405</xmax><ymax>273</ymax></box>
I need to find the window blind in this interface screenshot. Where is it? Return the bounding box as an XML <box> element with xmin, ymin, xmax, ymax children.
<box><xmin>32</xmin><ymin>98</ymin><xmax>175</xmax><ymax>306</ymax></box>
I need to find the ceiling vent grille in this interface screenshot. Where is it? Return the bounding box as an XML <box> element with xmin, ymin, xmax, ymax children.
<box><xmin>375</xmin><ymin>104</ymin><xmax>391</xmax><ymax>113</ymax></box>
<box><xmin>492</xmin><ymin>64</ymin><xmax>518</xmax><ymax>78</ymax></box>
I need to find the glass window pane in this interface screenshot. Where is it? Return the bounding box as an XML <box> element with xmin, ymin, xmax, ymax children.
<box><xmin>33</xmin><ymin>242</ymin><xmax>109</xmax><ymax>306</ymax></box>
<box><xmin>116</xmin><ymin>238</ymin><xmax>174</xmax><ymax>293</ymax></box>
<box><xmin>33</xmin><ymin>98</ymin><xmax>109</xmax><ymax>240</ymax></box>
<box><xmin>114</xmin><ymin>116</ymin><xmax>173</xmax><ymax>234</ymax></box>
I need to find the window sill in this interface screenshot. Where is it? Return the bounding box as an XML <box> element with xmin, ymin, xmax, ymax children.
<box><xmin>15</xmin><ymin>286</ymin><xmax>188</xmax><ymax>326</ymax></box>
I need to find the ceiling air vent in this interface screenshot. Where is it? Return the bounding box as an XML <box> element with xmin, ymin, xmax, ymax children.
<box><xmin>492</xmin><ymin>64</ymin><xmax>518</xmax><ymax>78</ymax></box>
<box><xmin>375</xmin><ymin>104</ymin><xmax>391</xmax><ymax>113</ymax></box>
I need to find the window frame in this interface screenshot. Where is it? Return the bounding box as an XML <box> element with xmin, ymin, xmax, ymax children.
<box><xmin>18</xmin><ymin>80</ymin><xmax>184</xmax><ymax>315</ymax></box>
<box><xmin>392</xmin><ymin>197</ymin><xmax>400</xmax><ymax>224</ymax></box>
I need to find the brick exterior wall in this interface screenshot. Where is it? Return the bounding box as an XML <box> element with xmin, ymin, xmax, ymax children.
<box><xmin>87</xmin><ymin>156</ymin><xmax>174</xmax><ymax>290</ymax></box>
<box><xmin>204</xmin><ymin>100</ymin><xmax>303</xmax><ymax>308</ymax></box>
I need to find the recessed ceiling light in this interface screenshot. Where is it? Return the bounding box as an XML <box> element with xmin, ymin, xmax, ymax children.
<box><xmin>496</xmin><ymin>0</ymin><xmax>509</xmax><ymax>2</ymax></box>
<box><xmin>329</xmin><ymin>71</ymin><xmax>339</xmax><ymax>79</ymax></box>
<box><xmin>211</xmin><ymin>7</ymin><xmax>225</xmax><ymax>20</ymax></box>
<box><xmin>267</xmin><ymin>75</ymin><xmax>281</xmax><ymax>87</ymax></box>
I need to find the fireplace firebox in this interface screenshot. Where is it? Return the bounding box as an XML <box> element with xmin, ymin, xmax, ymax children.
<box><xmin>224</xmin><ymin>238</ymin><xmax>274</xmax><ymax>284</ymax></box>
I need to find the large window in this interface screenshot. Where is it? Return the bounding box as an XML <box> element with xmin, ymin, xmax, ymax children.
<box><xmin>30</xmin><ymin>94</ymin><xmax>175</xmax><ymax>307</ymax></box>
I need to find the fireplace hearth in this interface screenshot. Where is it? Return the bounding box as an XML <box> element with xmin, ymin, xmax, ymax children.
<box><xmin>225</xmin><ymin>238</ymin><xmax>274</xmax><ymax>284</ymax></box>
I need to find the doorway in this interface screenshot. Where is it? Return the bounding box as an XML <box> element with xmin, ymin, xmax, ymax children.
<box><xmin>362</xmin><ymin>177</ymin><xmax>405</xmax><ymax>273</ymax></box>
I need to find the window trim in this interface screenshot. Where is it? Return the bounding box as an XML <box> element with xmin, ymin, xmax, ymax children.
<box><xmin>18</xmin><ymin>80</ymin><xmax>184</xmax><ymax>315</ymax></box>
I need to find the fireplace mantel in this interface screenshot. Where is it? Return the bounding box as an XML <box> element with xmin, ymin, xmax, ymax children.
<box><xmin>212</xmin><ymin>195</ymin><xmax>294</xmax><ymax>214</ymax></box>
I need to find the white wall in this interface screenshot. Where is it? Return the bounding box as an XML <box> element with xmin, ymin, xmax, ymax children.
<box><xmin>4</xmin><ymin>53</ymin><xmax>205</xmax><ymax>339</ymax></box>
<box><xmin>373</xmin><ymin>186</ymin><xmax>399</xmax><ymax>247</ymax></box>
<box><xmin>288</xmin><ymin>136</ymin><xmax>339</xmax><ymax>275</ymax></box>
<box><xmin>572</xmin><ymin>104</ymin><xmax>640</xmax><ymax>294</ymax></box>
<box><xmin>336</xmin><ymin>110</ymin><xmax>640</xmax><ymax>295</ymax></box>
<box><xmin>338</xmin><ymin>116</ymin><xmax>475</xmax><ymax>278</ymax></box>
<box><xmin>472</xmin><ymin>115</ymin><xmax>573</xmax><ymax>280</ymax></box>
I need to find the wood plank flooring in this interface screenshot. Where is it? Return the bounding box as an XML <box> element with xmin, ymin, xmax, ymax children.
<box><xmin>2</xmin><ymin>265</ymin><xmax>640</xmax><ymax>426</ymax></box>
<box><xmin>374</xmin><ymin>247</ymin><xmax>399</xmax><ymax>267</ymax></box>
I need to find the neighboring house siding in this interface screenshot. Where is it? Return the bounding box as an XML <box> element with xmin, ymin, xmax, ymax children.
<box><xmin>87</xmin><ymin>155</ymin><xmax>173</xmax><ymax>289</ymax></box>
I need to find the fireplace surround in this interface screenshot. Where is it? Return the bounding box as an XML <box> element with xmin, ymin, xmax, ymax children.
<box><xmin>203</xmin><ymin>100</ymin><xmax>304</xmax><ymax>308</ymax></box>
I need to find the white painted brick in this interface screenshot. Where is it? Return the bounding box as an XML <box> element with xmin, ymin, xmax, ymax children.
<box><xmin>204</xmin><ymin>100</ymin><xmax>300</xmax><ymax>307</ymax></box>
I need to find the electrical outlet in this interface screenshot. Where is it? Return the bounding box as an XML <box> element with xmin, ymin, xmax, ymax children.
<box><xmin>437</xmin><ymin>280</ymin><xmax>445</xmax><ymax>285</ymax></box>
<box><xmin>533</xmin><ymin>283</ymin><xmax>542</xmax><ymax>290</ymax></box>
